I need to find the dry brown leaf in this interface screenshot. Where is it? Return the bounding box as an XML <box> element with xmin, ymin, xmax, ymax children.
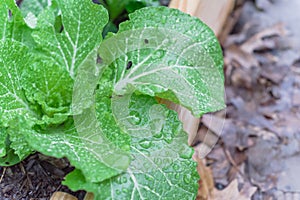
<box><xmin>255</xmin><ymin>0</ymin><xmax>272</xmax><ymax>11</ymax></box>
<box><xmin>206</xmin><ymin>147</ymin><xmax>231</xmax><ymax>186</ymax></box>
<box><xmin>196</xmin><ymin>158</ymin><xmax>215</xmax><ymax>200</ymax></box>
<box><xmin>225</xmin><ymin>45</ymin><xmax>258</xmax><ymax>68</ymax></box>
<box><xmin>213</xmin><ymin>179</ymin><xmax>257</xmax><ymax>200</ymax></box>
<box><xmin>240</xmin><ymin>23</ymin><xmax>288</xmax><ymax>53</ymax></box>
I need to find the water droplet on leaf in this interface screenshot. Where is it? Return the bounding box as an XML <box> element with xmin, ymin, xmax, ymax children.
<box><xmin>139</xmin><ymin>139</ymin><xmax>152</xmax><ymax>149</ymax></box>
<box><xmin>151</xmin><ymin>50</ymin><xmax>165</xmax><ymax>60</ymax></box>
<box><xmin>172</xmin><ymin>163</ymin><xmax>180</xmax><ymax>170</ymax></box>
<box><xmin>183</xmin><ymin>174</ymin><xmax>191</xmax><ymax>183</ymax></box>
<box><xmin>180</xmin><ymin>147</ymin><xmax>193</xmax><ymax>159</ymax></box>
<box><xmin>128</xmin><ymin>110</ymin><xmax>141</xmax><ymax>125</ymax></box>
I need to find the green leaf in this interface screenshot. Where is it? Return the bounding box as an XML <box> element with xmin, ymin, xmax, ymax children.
<box><xmin>67</xmin><ymin>63</ymin><xmax>132</xmax><ymax>182</ymax></box>
<box><xmin>105</xmin><ymin>0</ymin><xmax>130</xmax><ymax>20</ymax></box>
<box><xmin>97</xmin><ymin>155</ymin><xmax>198</xmax><ymax>200</ymax></box>
<box><xmin>0</xmin><ymin>126</ymin><xmax>7</xmax><ymax>158</ymax></box>
<box><xmin>63</xmin><ymin>169</ymin><xmax>99</xmax><ymax>193</ymax></box>
<box><xmin>125</xmin><ymin>0</ymin><xmax>160</xmax><ymax>13</ymax></box>
<box><xmin>22</xmin><ymin>59</ymin><xmax>73</xmax><ymax>119</ymax></box>
<box><xmin>22</xmin><ymin>0</ymin><xmax>108</xmax><ymax>121</ymax></box>
<box><xmin>66</xmin><ymin>92</ymin><xmax>199</xmax><ymax>199</ymax></box>
<box><xmin>95</xmin><ymin>67</ymin><xmax>131</xmax><ymax>151</ymax></box>
<box><xmin>0</xmin><ymin>148</ymin><xmax>22</xmax><ymax>166</ymax></box>
<box><xmin>0</xmin><ymin>40</ymin><xmax>36</xmax><ymax>126</ymax></box>
<box><xmin>70</xmin><ymin>57</ymin><xmax>199</xmax><ymax>198</ymax></box>
<box><xmin>0</xmin><ymin>38</ymin><xmax>36</xmax><ymax>161</ymax></box>
<box><xmin>25</xmin><ymin>119</ymin><xmax>129</xmax><ymax>183</ymax></box>
<box><xmin>6</xmin><ymin>117</ymin><xmax>34</xmax><ymax>160</ymax></box>
<box><xmin>0</xmin><ymin>0</ymin><xmax>36</xmax><ymax>46</ymax></box>
<box><xmin>19</xmin><ymin>0</ymin><xmax>50</xmax><ymax>17</ymax></box>
<box><xmin>0</xmin><ymin>1</ymin><xmax>10</xmax><ymax>41</ymax></box>
<box><xmin>32</xmin><ymin>0</ymin><xmax>109</xmax><ymax>79</ymax></box>
<box><xmin>100</xmin><ymin>6</ymin><xmax>225</xmax><ymax>117</ymax></box>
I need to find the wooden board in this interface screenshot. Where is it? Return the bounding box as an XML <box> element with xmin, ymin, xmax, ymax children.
<box><xmin>169</xmin><ymin>0</ymin><xmax>235</xmax><ymax>36</ymax></box>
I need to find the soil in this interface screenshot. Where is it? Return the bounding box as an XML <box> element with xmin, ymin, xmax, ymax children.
<box><xmin>0</xmin><ymin>154</ymin><xmax>86</xmax><ymax>200</ymax></box>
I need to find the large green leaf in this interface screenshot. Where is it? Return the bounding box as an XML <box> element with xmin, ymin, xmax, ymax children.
<box><xmin>0</xmin><ymin>40</ymin><xmax>36</xmax><ymax>126</ymax></box>
<box><xmin>100</xmin><ymin>6</ymin><xmax>225</xmax><ymax>117</ymax></box>
<box><xmin>32</xmin><ymin>0</ymin><xmax>108</xmax><ymax>79</ymax></box>
<box><xmin>25</xmin><ymin>53</ymin><xmax>130</xmax><ymax>183</ymax></box>
<box><xmin>0</xmin><ymin>32</ymin><xmax>36</xmax><ymax>161</ymax></box>
<box><xmin>69</xmin><ymin>54</ymin><xmax>200</xmax><ymax>198</ymax></box>
<box><xmin>22</xmin><ymin>0</ymin><xmax>108</xmax><ymax>120</ymax></box>
<box><xmin>25</xmin><ymin>119</ymin><xmax>129</xmax><ymax>183</ymax></box>
<box><xmin>65</xmin><ymin>92</ymin><xmax>199</xmax><ymax>199</ymax></box>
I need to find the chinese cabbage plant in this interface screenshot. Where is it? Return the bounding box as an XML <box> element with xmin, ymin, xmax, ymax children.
<box><xmin>0</xmin><ymin>0</ymin><xmax>225</xmax><ymax>199</ymax></box>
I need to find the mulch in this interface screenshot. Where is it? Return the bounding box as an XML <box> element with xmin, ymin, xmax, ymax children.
<box><xmin>0</xmin><ymin>154</ymin><xmax>85</xmax><ymax>200</ymax></box>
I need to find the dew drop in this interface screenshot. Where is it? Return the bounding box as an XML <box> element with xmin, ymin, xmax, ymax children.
<box><xmin>161</xmin><ymin>16</ymin><xmax>167</xmax><ymax>24</ymax></box>
<box><xmin>183</xmin><ymin>174</ymin><xmax>191</xmax><ymax>183</ymax></box>
<box><xmin>128</xmin><ymin>110</ymin><xmax>141</xmax><ymax>125</ymax></box>
<box><xmin>121</xmin><ymin>177</ymin><xmax>127</xmax><ymax>184</ymax></box>
<box><xmin>115</xmin><ymin>189</ymin><xmax>121</xmax><ymax>195</ymax></box>
<box><xmin>151</xmin><ymin>50</ymin><xmax>164</xmax><ymax>60</ymax></box>
<box><xmin>172</xmin><ymin>163</ymin><xmax>180</xmax><ymax>171</ymax></box>
<box><xmin>164</xmin><ymin>136</ymin><xmax>172</xmax><ymax>144</ymax></box>
<box><xmin>180</xmin><ymin>147</ymin><xmax>193</xmax><ymax>159</ymax></box>
<box><xmin>122</xmin><ymin>189</ymin><xmax>128</xmax><ymax>193</ymax></box>
<box><xmin>145</xmin><ymin>174</ymin><xmax>154</xmax><ymax>181</ymax></box>
<box><xmin>154</xmin><ymin>158</ymin><xmax>163</xmax><ymax>166</ymax></box>
<box><xmin>168</xmin><ymin>60</ymin><xmax>176</xmax><ymax>66</ymax></box>
<box><xmin>150</xmin><ymin>119</ymin><xmax>164</xmax><ymax>134</ymax></box>
<box><xmin>139</xmin><ymin>139</ymin><xmax>152</xmax><ymax>149</ymax></box>
<box><xmin>153</xmin><ymin>131</ymin><xmax>163</xmax><ymax>138</ymax></box>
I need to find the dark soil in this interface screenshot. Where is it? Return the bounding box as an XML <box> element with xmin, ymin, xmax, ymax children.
<box><xmin>0</xmin><ymin>154</ymin><xmax>86</xmax><ymax>200</ymax></box>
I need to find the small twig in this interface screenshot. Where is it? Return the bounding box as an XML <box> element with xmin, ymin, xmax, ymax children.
<box><xmin>222</xmin><ymin>145</ymin><xmax>246</xmax><ymax>179</ymax></box>
<box><xmin>0</xmin><ymin>167</ymin><xmax>7</xmax><ymax>183</ymax></box>
<box><xmin>19</xmin><ymin>163</ymin><xmax>26</xmax><ymax>174</ymax></box>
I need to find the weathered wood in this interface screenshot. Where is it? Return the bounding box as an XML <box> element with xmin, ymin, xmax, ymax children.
<box><xmin>50</xmin><ymin>192</ymin><xmax>78</xmax><ymax>200</ymax></box>
<box><xmin>170</xmin><ymin>0</ymin><xmax>235</xmax><ymax>36</ymax></box>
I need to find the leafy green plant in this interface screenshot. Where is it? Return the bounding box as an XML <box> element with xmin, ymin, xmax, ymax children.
<box><xmin>0</xmin><ymin>0</ymin><xmax>225</xmax><ymax>199</ymax></box>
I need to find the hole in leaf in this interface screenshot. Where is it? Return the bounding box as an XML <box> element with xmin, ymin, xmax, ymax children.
<box><xmin>92</xmin><ymin>0</ymin><xmax>100</xmax><ymax>4</ymax></box>
<box><xmin>97</xmin><ymin>54</ymin><xmax>103</xmax><ymax>64</ymax></box>
<box><xmin>126</xmin><ymin>61</ymin><xmax>133</xmax><ymax>70</ymax></box>
<box><xmin>5</xmin><ymin>161</ymin><xmax>9</xmax><ymax>165</ymax></box>
<box><xmin>54</xmin><ymin>15</ymin><xmax>64</xmax><ymax>33</ymax></box>
<box><xmin>8</xmin><ymin>10</ymin><xmax>12</xmax><ymax>21</ymax></box>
